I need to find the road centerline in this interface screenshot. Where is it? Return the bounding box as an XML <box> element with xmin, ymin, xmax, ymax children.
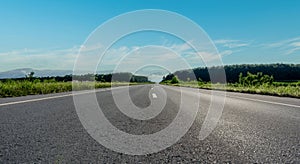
<box><xmin>152</xmin><ymin>93</ymin><xmax>158</xmax><ymax>98</ymax></box>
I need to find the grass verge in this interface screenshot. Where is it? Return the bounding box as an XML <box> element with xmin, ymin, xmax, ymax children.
<box><xmin>161</xmin><ymin>81</ymin><xmax>300</xmax><ymax>98</ymax></box>
<box><xmin>0</xmin><ymin>80</ymin><xmax>146</xmax><ymax>98</ymax></box>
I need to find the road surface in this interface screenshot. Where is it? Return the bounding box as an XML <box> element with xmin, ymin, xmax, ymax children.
<box><xmin>0</xmin><ymin>85</ymin><xmax>299</xmax><ymax>163</ymax></box>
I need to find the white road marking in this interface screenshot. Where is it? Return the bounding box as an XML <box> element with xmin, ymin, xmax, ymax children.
<box><xmin>0</xmin><ymin>94</ymin><xmax>73</xmax><ymax>107</ymax></box>
<box><xmin>0</xmin><ymin>86</ymin><xmax>130</xmax><ymax>107</ymax></box>
<box><xmin>162</xmin><ymin>85</ymin><xmax>300</xmax><ymax>108</ymax></box>
<box><xmin>152</xmin><ymin>93</ymin><xmax>157</xmax><ymax>98</ymax></box>
<box><xmin>1</xmin><ymin>85</ymin><xmax>299</xmax><ymax>109</ymax></box>
<box><xmin>228</xmin><ymin>95</ymin><xmax>300</xmax><ymax>108</ymax></box>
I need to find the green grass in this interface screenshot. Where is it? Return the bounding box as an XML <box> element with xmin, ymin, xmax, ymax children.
<box><xmin>161</xmin><ymin>80</ymin><xmax>300</xmax><ymax>98</ymax></box>
<box><xmin>0</xmin><ymin>80</ymin><xmax>143</xmax><ymax>98</ymax></box>
<box><xmin>1</xmin><ymin>79</ymin><xmax>298</xmax><ymax>98</ymax></box>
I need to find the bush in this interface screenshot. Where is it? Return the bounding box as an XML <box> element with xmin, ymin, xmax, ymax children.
<box><xmin>171</xmin><ymin>76</ymin><xmax>179</xmax><ymax>84</ymax></box>
<box><xmin>239</xmin><ymin>72</ymin><xmax>274</xmax><ymax>86</ymax></box>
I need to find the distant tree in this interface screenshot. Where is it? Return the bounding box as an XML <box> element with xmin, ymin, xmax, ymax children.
<box><xmin>171</xmin><ymin>76</ymin><xmax>179</xmax><ymax>84</ymax></box>
<box><xmin>161</xmin><ymin>64</ymin><xmax>300</xmax><ymax>83</ymax></box>
<box><xmin>28</xmin><ymin>72</ymin><xmax>34</xmax><ymax>78</ymax></box>
<box><xmin>25</xmin><ymin>72</ymin><xmax>35</xmax><ymax>81</ymax></box>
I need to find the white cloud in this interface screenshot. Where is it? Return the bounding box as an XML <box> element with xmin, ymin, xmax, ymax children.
<box><xmin>167</xmin><ymin>42</ymin><xmax>224</xmax><ymax>62</ymax></box>
<box><xmin>262</xmin><ymin>37</ymin><xmax>300</xmax><ymax>55</ymax></box>
<box><xmin>170</xmin><ymin>42</ymin><xmax>191</xmax><ymax>52</ymax></box>
<box><xmin>214</xmin><ymin>39</ymin><xmax>250</xmax><ymax>48</ymax></box>
<box><xmin>263</xmin><ymin>37</ymin><xmax>300</xmax><ymax>48</ymax></box>
<box><xmin>0</xmin><ymin>41</ymin><xmax>226</xmax><ymax>73</ymax></box>
<box><xmin>212</xmin><ymin>39</ymin><xmax>251</xmax><ymax>59</ymax></box>
<box><xmin>0</xmin><ymin>47</ymin><xmax>78</xmax><ymax>72</ymax></box>
<box><xmin>219</xmin><ymin>50</ymin><xmax>233</xmax><ymax>56</ymax></box>
<box><xmin>79</xmin><ymin>43</ymin><xmax>103</xmax><ymax>52</ymax></box>
<box><xmin>214</xmin><ymin>39</ymin><xmax>239</xmax><ymax>44</ymax></box>
<box><xmin>286</xmin><ymin>47</ymin><xmax>300</xmax><ymax>55</ymax></box>
<box><xmin>290</xmin><ymin>42</ymin><xmax>300</xmax><ymax>47</ymax></box>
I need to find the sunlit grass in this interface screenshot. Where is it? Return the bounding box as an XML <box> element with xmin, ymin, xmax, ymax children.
<box><xmin>161</xmin><ymin>80</ymin><xmax>300</xmax><ymax>98</ymax></box>
<box><xmin>0</xmin><ymin>80</ymin><xmax>140</xmax><ymax>98</ymax></box>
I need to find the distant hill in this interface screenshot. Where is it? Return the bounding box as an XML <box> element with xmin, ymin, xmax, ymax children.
<box><xmin>0</xmin><ymin>68</ymin><xmax>113</xmax><ymax>79</ymax></box>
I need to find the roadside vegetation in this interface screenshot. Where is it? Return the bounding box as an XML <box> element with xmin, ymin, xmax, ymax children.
<box><xmin>0</xmin><ymin>80</ymin><xmax>141</xmax><ymax>97</ymax></box>
<box><xmin>163</xmin><ymin>64</ymin><xmax>300</xmax><ymax>83</ymax></box>
<box><xmin>161</xmin><ymin>72</ymin><xmax>300</xmax><ymax>98</ymax></box>
<box><xmin>0</xmin><ymin>72</ymin><xmax>152</xmax><ymax>98</ymax></box>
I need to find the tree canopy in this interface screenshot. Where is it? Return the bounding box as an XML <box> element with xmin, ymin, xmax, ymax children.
<box><xmin>162</xmin><ymin>63</ymin><xmax>300</xmax><ymax>83</ymax></box>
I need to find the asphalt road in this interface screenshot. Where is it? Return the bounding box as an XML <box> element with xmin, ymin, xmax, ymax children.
<box><xmin>0</xmin><ymin>84</ymin><xmax>299</xmax><ymax>163</ymax></box>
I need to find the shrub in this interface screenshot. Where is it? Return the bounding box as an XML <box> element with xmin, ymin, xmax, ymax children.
<box><xmin>239</xmin><ymin>72</ymin><xmax>274</xmax><ymax>86</ymax></box>
<box><xmin>171</xmin><ymin>76</ymin><xmax>179</xmax><ymax>84</ymax></box>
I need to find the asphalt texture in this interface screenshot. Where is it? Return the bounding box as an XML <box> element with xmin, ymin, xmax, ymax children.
<box><xmin>0</xmin><ymin>84</ymin><xmax>299</xmax><ymax>163</ymax></box>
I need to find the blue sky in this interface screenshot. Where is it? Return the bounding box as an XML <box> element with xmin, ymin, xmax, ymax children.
<box><xmin>1</xmin><ymin>0</ymin><xmax>300</xmax><ymax>73</ymax></box>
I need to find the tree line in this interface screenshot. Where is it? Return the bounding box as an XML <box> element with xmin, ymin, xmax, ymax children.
<box><xmin>162</xmin><ymin>63</ymin><xmax>300</xmax><ymax>83</ymax></box>
<box><xmin>0</xmin><ymin>72</ymin><xmax>150</xmax><ymax>83</ymax></box>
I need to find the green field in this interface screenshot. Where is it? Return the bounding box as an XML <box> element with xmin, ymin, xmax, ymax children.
<box><xmin>0</xmin><ymin>80</ymin><xmax>142</xmax><ymax>98</ymax></box>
